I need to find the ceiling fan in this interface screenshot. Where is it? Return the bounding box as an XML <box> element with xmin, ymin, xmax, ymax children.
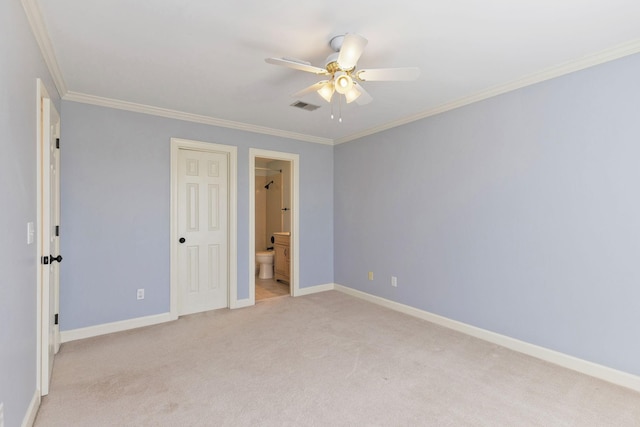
<box><xmin>265</xmin><ymin>33</ymin><xmax>420</xmax><ymax>107</ymax></box>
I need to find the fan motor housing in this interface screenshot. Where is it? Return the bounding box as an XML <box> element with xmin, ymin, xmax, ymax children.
<box><xmin>325</xmin><ymin>61</ymin><xmax>340</xmax><ymax>74</ymax></box>
<box><xmin>329</xmin><ymin>35</ymin><xmax>345</xmax><ymax>52</ymax></box>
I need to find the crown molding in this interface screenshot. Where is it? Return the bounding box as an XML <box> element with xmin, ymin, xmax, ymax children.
<box><xmin>21</xmin><ymin>0</ymin><xmax>329</xmax><ymax>145</ymax></box>
<box><xmin>334</xmin><ymin>39</ymin><xmax>640</xmax><ymax>145</ymax></box>
<box><xmin>21</xmin><ymin>0</ymin><xmax>67</xmax><ymax>97</ymax></box>
<box><xmin>22</xmin><ymin>0</ymin><xmax>640</xmax><ymax>148</ymax></box>
<box><xmin>63</xmin><ymin>91</ymin><xmax>334</xmax><ymax>145</ymax></box>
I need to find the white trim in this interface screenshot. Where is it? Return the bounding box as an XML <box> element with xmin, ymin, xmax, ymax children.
<box><xmin>334</xmin><ymin>39</ymin><xmax>640</xmax><ymax>145</ymax></box>
<box><xmin>232</xmin><ymin>298</ymin><xmax>254</xmax><ymax>309</ymax></box>
<box><xmin>64</xmin><ymin>92</ymin><xmax>333</xmax><ymax>145</ymax></box>
<box><xmin>60</xmin><ymin>313</ymin><xmax>175</xmax><ymax>343</ymax></box>
<box><xmin>249</xmin><ymin>149</ymin><xmax>300</xmax><ymax>305</ymax></box>
<box><xmin>334</xmin><ymin>284</ymin><xmax>640</xmax><ymax>392</ymax></box>
<box><xmin>170</xmin><ymin>138</ymin><xmax>238</xmax><ymax>314</ymax></box>
<box><xmin>295</xmin><ymin>283</ymin><xmax>335</xmax><ymax>296</ymax></box>
<box><xmin>21</xmin><ymin>0</ymin><xmax>67</xmax><ymax>96</ymax></box>
<box><xmin>35</xmin><ymin>78</ymin><xmax>47</xmax><ymax>401</ymax></box>
<box><xmin>20</xmin><ymin>389</ymin><xmax>40</xmax><ymax>427</ymax></box>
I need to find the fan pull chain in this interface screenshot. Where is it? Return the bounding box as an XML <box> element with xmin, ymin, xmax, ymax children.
<box><xmin>329</xmin><ymin>94</ymin><xmax>343</xmax><ymax>123</ymax></box>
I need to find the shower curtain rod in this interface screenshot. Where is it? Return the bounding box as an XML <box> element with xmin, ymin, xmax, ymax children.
<box><xmin>254</xmin><ymin>167</ymin><xmax>282</xmax><ymax>172</ymax></box>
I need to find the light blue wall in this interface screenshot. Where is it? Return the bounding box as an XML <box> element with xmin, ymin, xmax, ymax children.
<box><xmin>59</xmin><ymin>102</ymin><xmax>334</xmax><ymax>330</ymax></box>
<box><xmin>0</xmin><ymin>1</ymin><xmax>60</xmax><ymax>426</ymax></box>
<box><xmin>335</xmin><ymin>53</ymin><xmax>640</xmax><ymax>375</ymax></box>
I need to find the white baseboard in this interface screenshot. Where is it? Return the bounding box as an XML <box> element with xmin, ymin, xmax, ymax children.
<box><xmin>59</xmin><ymin>286</ymin><xmax>335</xmax><ymax>343</ymax></box>
<box><xmin>233</xmin><ymin>283</ymin><xmax>335</xmax><ymax>308</ymax></box>
<box><xmin>231</xmin><ymin>298</ymin><xmax>253</xmax><ymax>309</ymax></box>
<box><xmin>21</xmin><ymin>389</ymin><xmax>40</xmax><ymax>427</ymax></box>
<box><xmin>294</xmin><ymin>283</ymin><xmax>335</xmax><ymax>297</ymax></box>
<box><xmin>334</xmin><ymin>284</ymin><xmax>640</xmax><ymax>392</ymax></box>
<box><xmin>60</xmin><ymin>312</ymin><xmax>176</xmax><ymax>343</ymax></box>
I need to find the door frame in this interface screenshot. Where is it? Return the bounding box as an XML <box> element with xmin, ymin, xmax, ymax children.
<box><xmin>249</xmin><ymin>148</ymin><xmax>300</xmax><ymax>303</ymax></box>
<box><xmin>36</xmin><ymin>78</ymin><xmax>61</xmax><ymax>396</ymax></box>
<box><xmin>170</xmin><ymin>138</ymin><xmax>238</xmax><ymax>316</ymax></box>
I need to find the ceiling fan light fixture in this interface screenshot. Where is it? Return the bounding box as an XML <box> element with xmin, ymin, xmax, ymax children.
<box><xmin>344</xmin><ymin>86</ymin><xmax>361</xmax><ymax>104</ymax></box>
<box><xmin>266</xmin><ymin>32</ymin><xmax>420</xmax><ymax>110</ymax></box>
<box><xmin>317</xmin><ymin>82</ymin><xmax>335</xmax><ymax>103</ymax></box>
<box><xmin>334</xmin><ymin>73</ymin><xmax>354</xmax><ymax>94</ymax></box>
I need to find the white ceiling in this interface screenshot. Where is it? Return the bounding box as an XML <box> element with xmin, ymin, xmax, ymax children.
<box><xmin>32</xmin><ymin>0</ymin><xmax>640</xmax><ymax>144</ymax></box>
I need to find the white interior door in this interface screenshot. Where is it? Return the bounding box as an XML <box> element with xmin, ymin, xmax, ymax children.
<box><xmin>177</xmin><ymin>149</ymin><xmax>229</xmax><ymax>315</ymax></box>
<box><xmin>41</xmin><ymin>97</ymin><xmax>61</xmax><ymax>395</ymax></box>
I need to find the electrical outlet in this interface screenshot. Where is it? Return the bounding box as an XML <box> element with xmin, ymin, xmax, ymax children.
<box><xmin>391</xmin><ymin>276</ymin><xmax>398</xmax><ymax>287</ymax></box>
<box><xmin>137</xmin><ymin>289</ymin><xmax>145</xmax><ymax>300</ymax></box>
<box><xmin>368</xmin><ymin>271</ymin><xmax>374</xmax><ymax>281</ymax></box>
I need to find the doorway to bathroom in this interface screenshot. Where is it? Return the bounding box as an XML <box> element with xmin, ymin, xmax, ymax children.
<box><xmin>249</xmin><ymin>149</ymin><xmax>299</xmax><ymax>304</ymax></box>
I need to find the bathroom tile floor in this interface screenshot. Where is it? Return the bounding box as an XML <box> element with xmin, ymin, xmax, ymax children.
<box><xmin>255</xmin><ymin>277</ymin><xmax>290</xmax><ymax>301</ymax></box>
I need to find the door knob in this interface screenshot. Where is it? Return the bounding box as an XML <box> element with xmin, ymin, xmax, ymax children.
<box><xmin>50</xmin><ymin>255</ymin><xmax>63</xmax><ymax>263</ymax></box>
<box><xmin>179</xmin><ymin>237</ymin><xmax>186</xmax><ymax>244</ymax></box>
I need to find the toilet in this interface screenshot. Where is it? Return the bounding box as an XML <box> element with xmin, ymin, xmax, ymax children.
<box><xmin>256</xmin><ymin>250</ymin><xmax>275</xmax><ymax>279</ymax></box>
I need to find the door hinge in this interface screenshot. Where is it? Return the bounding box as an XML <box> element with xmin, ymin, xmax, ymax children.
<box><xmin>56</xmin><ymin>138</ymin><xmax>60</xmax><ymax>149</ymax></box>
<box><xmin>54</xmin><ymin>313</ymin><xmax>59</xmax><ymax>325</ymax></box>
<box><xmin>55</xmin><ymin>225</ymin><xmax>59</xmax><ymax>237</ymax></box>
<box><xmin>41</xmin><ymin>256</ymin><xmax>49</xmax><ymax>265</ymax></box>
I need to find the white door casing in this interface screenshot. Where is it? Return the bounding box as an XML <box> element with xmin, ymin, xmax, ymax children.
<box><xmin>249</xmin><ymin>148</ymin><xmax>300</xmax><ymax>304</ymax></box>
<box><xmin>37</xmin><ymin>83</ymin><xmax>61</xmax><ymax>396</ymax></box>
<box><xmin>170</xmin><ymin>138</ymin><xmax>238</xmax><ymax>316</ymax></box>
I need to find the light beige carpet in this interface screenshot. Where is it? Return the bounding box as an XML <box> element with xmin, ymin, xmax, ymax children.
<box><xmin>35</xmin><ymin>291</ymin><xmax>640</xmax><ymax>426</ymax></box>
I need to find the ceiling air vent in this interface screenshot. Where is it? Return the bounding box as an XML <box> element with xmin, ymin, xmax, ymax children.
<box><xmin>290</xmin><ymin>101</ymin><xmax>320</xmax><ymax>112</ymax></box>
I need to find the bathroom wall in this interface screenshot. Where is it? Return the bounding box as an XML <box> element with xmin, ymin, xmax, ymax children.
<box><xmin>270</xmin><ymin>160</ymin><xmax>292</xmax><ymax>233</ymax></box>
<box><xmin>258</xmin><ymin>158</ymin><xmax>292</xmax><ymax>244</ymax></box>
<box><xmin>266</xmin><ymin>173</ymin><xmax>282</xmax><ymax>238</ymax></box>
<box><xmin>255</xmin><ymin>174</ymin><xmax>267</xmax><ymax>251</ymax></box>
<box><xmin>255</xmin><ymin>158</ymin><xmax>288</xmax><ymax>251</ymax></box>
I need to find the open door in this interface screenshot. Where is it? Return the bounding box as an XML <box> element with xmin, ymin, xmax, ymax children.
<box><xmin>39</xmin><ymin>95</ymin><xmax>61</xmax><ymax>395</ymax></box>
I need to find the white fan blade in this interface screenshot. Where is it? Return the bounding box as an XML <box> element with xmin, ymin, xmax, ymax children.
<box><xmin>353</xmin><ymin>82</ymin><xmax>373</xmax><ymax>105</ymax></box>
<box><xmin>292</xmin><ymin>81</ymin><xmax>329</xmax><ymax>98</ymax></box>
<box><xmin>356</xmin><ymin>67</ymin><xmax>420</xmax><ymax>81</ymax></box>
<box><xmin>265</xmin><ymin>57</ymin><xmax>327</xmax><ymax>74</ymax></box>
<box><xmin>337</xmin><ymin>34</ymin><xmax>368</xmax><ymax>70</ymax></box>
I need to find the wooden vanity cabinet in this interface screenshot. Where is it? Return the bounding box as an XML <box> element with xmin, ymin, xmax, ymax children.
<box><xmin>274</xmin><ymin>233</ymin><xmax>290</xmax><ymax>283</ymax></box>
